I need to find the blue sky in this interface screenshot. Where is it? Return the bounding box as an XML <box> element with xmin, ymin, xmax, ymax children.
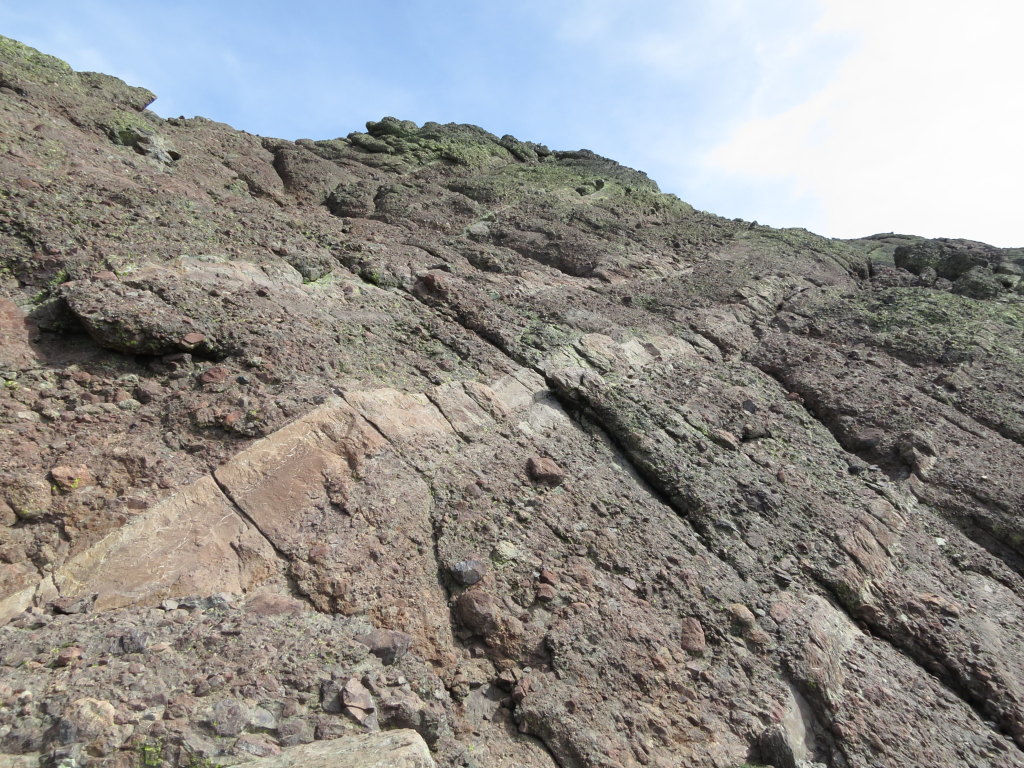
<box><xmin>2</xmin><ymin>1</ymin><xmax>1021</xmax><ymax>246</ymax></box>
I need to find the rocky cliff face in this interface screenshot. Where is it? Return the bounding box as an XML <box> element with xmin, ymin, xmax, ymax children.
<box><xmin>1</xmin><ymin>35</ymin><xmax>1023</xmax><ymax>768</ymax></box>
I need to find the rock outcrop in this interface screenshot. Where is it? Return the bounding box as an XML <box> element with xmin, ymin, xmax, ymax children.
<box><xmin>1</xmin><ymin>34</ymin><xmax>1024</xmax><ymax>768</ymax></box>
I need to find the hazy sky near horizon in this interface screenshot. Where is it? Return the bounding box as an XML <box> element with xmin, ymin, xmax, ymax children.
<box><xmin>2</xmin><ymin>0</ymin><xmax>1021</xmax><ymax>246</ymax></box>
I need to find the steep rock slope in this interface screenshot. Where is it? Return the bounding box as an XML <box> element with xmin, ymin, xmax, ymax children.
<box><xmin>1</xmin><ymin>36</ymin><xmax>1023</xmax><ymax>768</ymax></box>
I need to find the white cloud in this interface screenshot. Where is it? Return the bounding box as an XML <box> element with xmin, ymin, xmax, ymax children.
<box><xmin>706</xmin><ymin>0</ymin><xmax>1024</xmax><ymax>245</ymax></box>
<box><xmin>551</xmin><ymin>0</ymin><xmax>827</xmax><ymax>86</ymax></box>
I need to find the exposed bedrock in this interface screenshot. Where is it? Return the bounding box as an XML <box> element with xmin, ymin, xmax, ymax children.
<box><xmin>1</xmin><ymin>34</ymin><xmax>1023</xmax><ymax>768</ymax></box>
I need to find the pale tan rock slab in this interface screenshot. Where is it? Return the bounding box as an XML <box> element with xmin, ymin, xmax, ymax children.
<box><xmin>0</xmin><ymin>583</ymin><xmax>36</xmax><ymax>624</ymax></box>
<box><xmin>344</xmin><ymin>388</ymin><xmax>453</xmax><ymax>442</ymax></box>
<box><xmin>52</xmin><ymin>475</ymin><xmax>278</xmax><ymax>610</ymax></box>
<box><xmin>214</xmin><ymin>400</ymin><xmax>384</xmax><ymax>551</ymax></box>
<box><xmin>231</xmin><ymin>729</ymin><xmax>435</xmax><ymax>768</ymax></box>
<box><xmin>489</xmin><ymin>367</ymin><xmax>547</xmax><ymax>413</ymax></box>
<box><xmin>0</xmin><ymin>299</ymin><xmax>37</xmax><ymax>370</ymax></box>
<box><xmin>0</xmin><ymin>754</ymin><xmax>41</xmax><ymax>768</ymax></box>
<box><xmin>427</xmin><ymin>382</ymin><xmax>496</xmax><ymax>437</ymax></box>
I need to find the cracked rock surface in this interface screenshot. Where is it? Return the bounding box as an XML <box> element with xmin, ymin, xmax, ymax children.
<box><xmin>1</xmin><ymin>35</ymin><xmax>1024</xmax><ymax>768</ymax></box>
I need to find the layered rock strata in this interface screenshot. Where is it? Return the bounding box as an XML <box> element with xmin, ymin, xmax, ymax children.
<box><xmin>1</xmin><ymin>35</ymin><xmax>1023</xmax><ymax>768</ymax></box>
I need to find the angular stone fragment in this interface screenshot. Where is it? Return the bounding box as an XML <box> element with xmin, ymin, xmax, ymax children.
<box><xmin>897</xmin><ymin>430</ymin><xmax>938</xmax><ymax>479</ymax></box>
<box><xmin>244</xmin><ymin>592</ymin><xmax>308</xmax><ymax>617</ymax></box>
<box><xmin>210</xmin><ymin>698</ymin><xmax>251</xmax><ymax>737</ymax></box>
<box><xmin>679</xmin><ymin>617</ymin><xmax>707</xmax><ymax>654</ymax></box>
<box><xmin>535</xmin><ymin>583</ymin><xmax>557</xmax><ymax>602</ymax></box>
<box><xmin>54</xmin><ymin>645</ymin><xmax>83</xmax><ymax>667</ymax></box>
<box><xmin>0</xmin><ymin>472</ymin><xmax>51</xmax><ymax>521</ymax></box>
<box><xmin>356</xmin><ymin>629</ymin><xmax>412</xmax><ymax>666</ymax></box>
<box><xmin>526</xmin><ymin>456</ymin><xmax>564</xmax><ymax>485</ymax></box>
<box><xmin>341</xmin><ymin>678</ymin><xmax>377</xmax><ymax>727</ymax></box>
<box><xmin>233</xmin><ymin>733</ymin><xmax>282</xmax><ymax>759</ymax></box>
<box><xmin>49</xmin><ymin>464</ymin><xmax>92</xmax><ymax>492</ymax></box>
<box><xmin>450</xmin><ymin>559</ymin><xmax>488</xmax><ymax>586</ymax></box>
<box><xmin>0</xmin><ymin>499</ymin><xmax>15</xmax><ymax>526</ymax></box>
<box><xmin>198</xmin><ymin>365</ymin><xmax>229</xmax><ymax>384</ymax></box>
<box><xmin>455</xmin><ymin>589</ymin><xmax>501</xmax><ymax>637</ymax></box>
<box><xmin>538</xmin><ymin>568</ymin><xmax>560</xmax><ymax>585</ymax></box>
<box><xmin>60</xmin><ymin>697</ymin><xmax>128</xmax><ymax>753</ymax></box>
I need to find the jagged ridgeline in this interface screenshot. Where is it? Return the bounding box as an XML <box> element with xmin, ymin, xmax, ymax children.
<box><xmin>2</xmin><ymin>34</ymin><xmax>1024</xmax><ymax>768</ymax></box>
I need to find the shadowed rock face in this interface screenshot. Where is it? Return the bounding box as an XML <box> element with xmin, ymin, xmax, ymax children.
<box><xmin>1</xmin><ymin>34</ymin><xmax>1024</xmax><ymax>768</ymax></box>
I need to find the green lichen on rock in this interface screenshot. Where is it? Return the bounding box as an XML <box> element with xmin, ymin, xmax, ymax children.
<box><xmin>78</xmin><ymin>71</ymin><xmax>155</xmax><ymax>111</ymax></box>
<box><xmin>800</xmin><ymin>285</ymin><xmax>1024</xmax><ymax>364</ymax></box>
<box><xmin>499</xmin><ymin>133</ymin><xmax>550</xmax><ymax>162</ymax></box>
<box><xmin>101</xmin><ymin>109</ymin><xmax>157</xmax><ymax>146</ymax></box>
<box><xmin>1</xmin><ymin>471</ymin><xmax>52</xmax><ymax>521</ymax></box>
<box><xmin>347</xmin><ymin>131</ymin><xmax>393</xmax><ymax>154</ymax></box>
<box><xmin>332</xmin><ymin>117</ymin><xmax>517</xmax><ymax>170</ymax></box>
<box><xmin>953</xmin><ymin>265</ymin><xmax>1004</xmax><ymax>299</ymax></box>
<box><xmin>889</xmin><ymin>237</ymin><xmax>1024</xmax><ymax>298</ymax></box>
<box><xmin>893</xmin><ymin>238</ymin><xmax>1020</xmax><ymax>280</ymax></box>
<box><xmin>443</xmin><ymin>153</ymin><xmax>693</xmax><ymax>233</ymax></box>
<box><xmin>0</xmin><ymin>36</ymin><xmax>152</xmax><ymax>111</ymax></box>
<box><xmin>4</xmin><ymin>34</ymin><xmax>1024</xmax><ymax>768</ymax></box>
<box><xmin>0</xmin><ymin>34</ymin><xmax>76</xmax><ymax>86</ymax></box>
<box><xmin>97</xmin><ymin>110</ymin><xmax>178</xmax><ymax>163</ymax></box>
<box><xmin>448</xmin><ymin>161</ymin><xmax>610</xmax><ymax>204</ymax></box>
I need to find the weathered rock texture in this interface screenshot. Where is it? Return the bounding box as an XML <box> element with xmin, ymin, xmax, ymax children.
<box><xmin>1</xmin><ymin>35</ymin><xmax>1024</xmax><ymax>768</ymax></box>
<box><xmin>232</xmin><ymin>730</ymin><xmax>436</xmax><ymax>767</ymax></box>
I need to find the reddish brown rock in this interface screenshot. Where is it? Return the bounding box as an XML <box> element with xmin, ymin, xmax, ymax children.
<box><xmin>50</xmin><ymin>464</ymin><xmax>93</xmax><ymax>492</ymax></box>
<box><xmin>0</xmin><ymin>500</ymin><xmax>15</xmax><ymax>527</ymax></box>
<box><xmin>244</xmin><ymin>592</ymin><xmax>308</xmax><ymax>617</ymax></box>
<box><xmin>679</xmin><ymin>617</ymin><xmax>707</xmax><ymax>654</ymax></box>
<box><xmin>356</xmin><ymin>629</ymin><xmax>412</xmax><ymax>666</ymax></box>
<box><xmin>54</xmin><ymin>645</ymin><xmax>83</xmax><ymax>667</ymax></box>
<box><xmin>0</xmin><ymin>36</ymin><xmax>1022</xmax><ymax>768</ymax></box>
<box><xmin>539</xmin><ymin>568</ymin><xmax>560</xmax><ymax>585</ymax></box>
<box><xmin>134</xmin><ymin>379</ymin><xmax>163</xmax><ymax>403</ymax></box>
<box><xmin>526</xmin><ymin>456</ymin><xmax>564</xmax><ymax>486</ymax></box>
<box><xmin>233</xmin><ymin>733</ymin><xmax>282</xmax><ymax>759</ymax></box>
<box><xmin>727</xmin><ymin>603</ymin><xmax>756</xmax><ymax>628</ymax></box>
<box><xmin>341</xmin><ymin>678</ymin><xmax>376</xmax><ymax>726</ymax></box>
<box><xmin>454</xmin><ymin>589</ymin><xmax>501</xmax><ymax>637</ymax></box>
<box><xmin>51</xmin><ymin>475</ymin><xmax>279</xmax><ymax>610</ymax></box>
<box><xmin>180</xmin><ymin>332</ymin><xmax>206</xmax><ymax>347</ymax></box>
<box><xmin>535</xmin><ymin>583</ymin><xmax>557</xmax><ymax>602</ymax></box>
<box><xmin>199</xmin><ymin>366</ymin><xmax>230</xmax><ymax>385</ymax></box>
